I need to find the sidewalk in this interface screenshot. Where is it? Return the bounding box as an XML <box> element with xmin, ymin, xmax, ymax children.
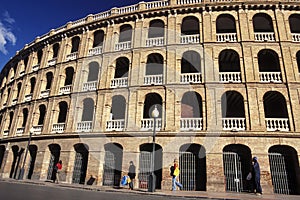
<box><xmin>1</xmin><ymin>178</ymin><xmax>299</xmax><ymax>200</ymax></box>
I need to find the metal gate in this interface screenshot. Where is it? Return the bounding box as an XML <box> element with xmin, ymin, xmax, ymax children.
<box><xmin>269</xmin><ymin>153</ymin><xmax>296</xmax><ymax>195</ymax></box>
<box><xmin>103</xmin><ymin>151</ymin><xmax>116</xmax><ymax>186</ymax></box>
<box><xmin>72</xmin><ymin>152</ymin><xmax>84</xmax><ymax>184</ymax></box>
<box><xmin>223</xmin><ymin>152</ymin><xmax>243</xmax><ymax>192</ymax></box>
<box><xmin>47</xmin><ymin>154</ymin><xmax>55</xmax><ymax>180</ymax></box>
<box><xmin>139</xmin><ymin>151</ymin><xmax>152</xmax><ymax>189</ymax></box>
<box><xmin>179</xmin><ymin>152</ymin><xmax>195</xmax><ymax>191</ymax></box>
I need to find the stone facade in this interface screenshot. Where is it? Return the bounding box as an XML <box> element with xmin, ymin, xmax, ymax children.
<box><xmin>0</xmin><ymin>0</ymin><xmax>299</xmax><ymax>195</ymax></box>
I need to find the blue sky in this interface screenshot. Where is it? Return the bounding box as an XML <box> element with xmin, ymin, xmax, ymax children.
<box><xmin>0</xmin><ymin>0</ymin><xmax>152</xmax><ymax>70</ymax></box>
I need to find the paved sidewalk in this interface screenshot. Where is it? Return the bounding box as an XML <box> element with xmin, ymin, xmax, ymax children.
<box><xmin>1</xmin><ymin>178</ymin><xmax>300</xmax><ymax>200</ymax></box>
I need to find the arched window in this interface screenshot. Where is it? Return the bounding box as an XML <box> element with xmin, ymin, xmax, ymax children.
<box><xmin>143</xmin><ymin>93</ymin><xmax>162</xmax><ymax>118</ymax></box>
<box><xmin>38</xmin><ymin>105</ymin><xmax>46</xmax><ymax>125</ymax></box>
<box><xmin>263</xmin><ymin>91</ymin><xmax>288</xmax><ymax>118</ymax></box>
<box><xmin>22</xmin><ymin>108</ymin><xmax>29</xmax><ymax>127</ymax></box>
<box><xmin>181</xmin><ymin>16</ymin><xmax>200</xmax><ymax>35</ymax></box>
<box><xmin>114</xmin><ymin>57</ymin><xmax>129</xmax><ymax>78</ymax></box>
<box><xmin>181</xmin><ymin>51</ymin><xmax>201</xmax><ymax>73</ymax></box>
<box><xmin>181</xmin><ymin>92</ymin><xmax>202</xmax><ymax>118</ymax></box>
<box><xmin>52</xmin><ymin>43</ymin><xmax>60</xmax><ymax>58</ymax></box>
<box><xmin>81</xmin><ymin>98</ymin><xmax>94</xmax><ymax>121</ymax></box>
<box><xmin>119</xmin><ymin>24</ymin><xmax>132</xmax><ymax>42</ymax></box>
<box><xmin>8</xmin><ymin>111</ymin><xmax>13</xmax><ymax>129</ymax></box>
<box><xmin>289</xmin><ymin>14</ymin><xmax>300</xmax><ymax>33</ymax></box>
<box><xmin>71</xmin><ymin>36</ymin><xmax>80</xmax><ymax>53</ymax></box>
<box><xmin>258</xmin><ymin>49</ymin><xmax>280</xmax><ymax>72</ymax></box>
<box><xmin>221</xmin><ymin>91</ymin><xmax>245</xmax><ymax>118</ymax></box>
<box><xmin>17</xmin><ymin>83</ymin><xmax>22</xmax><ymax>98</ymax></box>
<box><xmin>297</xmin><ymin>51</ymin><xmax>300</xmax><ymax>73</ymax></box>
<box><xmin>219</xmin><ymin>49</ymin><xmax>240</xmax><ymax>72</ymax></box>
<box><xmin>30</xmin><ymin>77</ymin><xmax>36</xmax><ymax>94</ymax></box>
<box><xmin>216</xmin><ymin>14</ymin><xmax>236</xmax><ymax>33</ymax></box>
<box><xmin>64</xmin><ymin>67</ymin><xmax>74</xmax><ymax>86</ymax></box>
<box><xmin>93</xmin><ymin>30</ymin><xmax>104</xmax><ymax>47</ymax></box>
<box><xmin>111</xmin><ymin>95</ymin><xmax>126</xmax><ymax>120</ymax></box>
<box><xmin>148</xmin><ymin>19</ymin><xmax>165</xmax><ymax>38</ymax></box>
<box><xmin>253</xmin><ymin>13</ymin><xmax>274</xmax><ymax>32</ymax></box>
<box><xmin>46</xmin><ymin>72</ymin><xmax>53</xmax><ymax>90</ymax></box>
<box><xmin>37</xmin><ymin>49</ymin><xmax>43</xmax><ymax>64</ymax></box>
<box><xmin>58</xmin><ymin>101</ymin><xmax>68</xmax><ymax>123</ymax></box>
<box><xmin>87</xmin><ymin>62</ymin><xmax>100</xmax><ymax>82</ymax></box>
<box><xmin>146</xmin><ymin>53</ymin><xmax>163</xmax><ymax>75</ymax></box>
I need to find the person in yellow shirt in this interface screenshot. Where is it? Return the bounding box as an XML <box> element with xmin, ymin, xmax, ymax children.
<box><xmin>170</xmin><ymin>159</ymin><xmax>183</xmax><ymax>191</ymax></box>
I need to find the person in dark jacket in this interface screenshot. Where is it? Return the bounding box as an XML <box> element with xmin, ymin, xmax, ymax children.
<box><xmin>128</xmin><ymin>161</ymin><xmax>136</xmax><ymax>190</ymax></box>
<box><xmin>252</xmin><ymin>157</ymin><xmax>262</xmax><ymax>195</ymax></box>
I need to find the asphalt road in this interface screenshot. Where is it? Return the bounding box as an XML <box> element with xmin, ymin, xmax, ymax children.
<box><xmin>0</xmin><ymin>182</ymin><xmax>199</xmax><ymax>200</ymax></box>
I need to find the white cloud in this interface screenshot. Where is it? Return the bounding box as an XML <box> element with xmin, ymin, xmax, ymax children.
<box><xmin>0</xmin><ymin>11</ymin><xmax>16</xmax><ymax>55</ymax></box>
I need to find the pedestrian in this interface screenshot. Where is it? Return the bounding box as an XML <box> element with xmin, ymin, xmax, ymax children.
<box><xmin>53</xmin><ymin>160</ymin><xmax>62</xmax><ymax>184</ymax></box>
<box><xmin>128</xmin><ymin>161</ymin><xmax>136</xmax><ymax>190</ymax></box>
<box><xmin>252</xmin><ymin>157</ymin><xmax>262</xmax><ymax>195</ymax></box>
<box><xmin>170</xmin><ymin>159</ymin><xmax>183</xmax><ymax>191</ymax></box>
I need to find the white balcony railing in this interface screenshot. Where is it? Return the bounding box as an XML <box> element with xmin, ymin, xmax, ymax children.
<box><xmin>177</xmin><ymin>0</ymin><xmax>202</xmax><ymax>5</ymax></box>
<box><xmin>77</xmin><ymin>121</ymin><xmax>93</xmax><ymax>132</ymax></box>
<box><xmin>118</xmin><ymin>4</ymin><xmax>138</xmax><ymax>14</ymax></box>
<box><xmin>259</xmin><ymin>72</ymin><xmax>282</xmax><ymax>83</ymax></box>
<box><xmin>111</xmin><ymin>77</ymin><xmax>128</xmax><ymax>88</ymax></box>
<box><xmin>16</xmin><ymin>128</ymin><xmax>25</xmax><ymax>136</ymax></box>
<box><xmin>19</xmin><ymin>71</ymin><xmax>25</xmax><ymax>77</ymax></box>
<box><xmin>144</xmin><ymin>75</ymin><xmax>163</xmax><ymax>85</ymax></box>
<box><xmin>32</xmin><ymin>125</ymin><xmax>43</xmax><ymax>134</ymax></box>
<box><xmin>219</xmin><ymin>72</ymin><xmax>241</xmax><ymax>83</ymax></box>
<box><xmin>40</xmin><ymin>89</ymin><xmax>50</xmax><ymax>98</ymax></box>
<box><xmin>254</xmin><ymin>32</ymin><xmax>275</xmax><ymax>42</ymax></box>
<box><xmin>141</xmin><ymin>118</ymin><xmax>162</xmax><ymax>131</ymax></box>
<box><xmin>59</xmin><ymin>85</ymin><xmax>72</xmax><ymax>94</ymax></box>
<box><xmin>180</xmin><ymin>34</ymin><xmax>200</xmax><ymax>44</ymax></box>
<box><xmin>146</xmin><ymin>0</ymin><xmax>169</xmax><ymax>9</ymax></box>
<box><xmin>88</xmin><ymin>46</ymin><xmax>103</xmax><ymax>56</ymax></box>
<box><xmin>66</xmin><ymin>52</ymin><xmax>78</xmax><ymax>61</ymax></box>
<box><xmin>52</xmin><ymin>123</ymin><xmax>66</xmax><ymax>133</ymax></box>
<box><xmin>47</xmin><ymin>58</ymin><xmax>57</xmax><ymax>66</ymax></box>
<box><xmin>3</xmin><ymin>130</ymin><xmax>9</xmax><ymax>136</ymax></box>
<box><xmin>146</xmin><ymin>37</ymin><xmax>164</xmax><ymax>47</ymax></box>
<box><xmin>115</xmin><ymin>41</ymin><xmax>131</xmax><ymax>51</ymax></box>
<box><xmin>24</xmin><ymin>94</ymin><xmax>33</xmax><ymax>102</ymax></box>
<box><xmin>292</xmin><ymin>33</ymin><xmax>300</xmax><ymax>42</ymax></box>
<box><xmin>83</xmin><ymin>81</ymin><xmax>97</xmax><ymax>91</ymax></box>
<box><xmin>32</xmin><ymin>64</ymin><xmax>40</xmax><ymax>71</ymax></box>
<box><xmin>180</xmin><ymin>118</ymin><xmax>203</xmax><ymax>131</ymax></box>
<box><xmin>266</xmin><ymin>118</ymin><xmax>289</xmax><ymax>132</ymax></box>
<box><xmin>216</xmin><ymin>33</ymin><xmax>237</xmax><ymax>42</ymax></box>
<box><xmin>222</xmin><ymin>118</ymin><xmax>246</xmax><ymax>131</ymax></box>
<box><xmin>180</xmin><ymin>73</ymin><xmax>202</xmax><ymax>84</ymax></box>
<box><xmin>11</xmin><ymin>98</ymin><xmax>18</xmax><ymax>106</ymax></box>
<box><xmin>106</xmin><ymin>119</ymin><xmax>125</xmax><ymax>131</ymax></box>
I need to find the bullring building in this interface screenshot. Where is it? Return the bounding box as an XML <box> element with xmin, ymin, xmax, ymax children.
<box><xmin>0</xmin><ymin>0</ymin><xmax>299</xmax><ymax>195</ymax></box>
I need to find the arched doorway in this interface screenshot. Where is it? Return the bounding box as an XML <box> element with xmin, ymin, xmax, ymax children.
<box><xmin>27</xmin><ymin>145</ymin><xmax>37</xmax><ymax>179</ymax></box>
<box><xmin>139</xmin><ymin>143</ymin><xmax>162</xmax><ymax>189</ymax></box>
<box><xmin>72</xmin><ymin>143</ymin><xmax>89</xmax><ymax>184</ymax></box>
<box><xmin>47</xmin><ymin>144</ymin><xmax>61</xmax><ymax>181</ymax></box>
<box><xmin>223</xmin><ymin>144</ymin><xmax>252</xmax><ymax>192</ymax></box>
<box><xmin>103</xmin><ymin>143</ymin><xmax>123</xmax><ymax>186</ymax></box>
<box><xmin>179</xmin><ymin>144</ymin><xmax>206</xmax><ymax>191</ymax></box>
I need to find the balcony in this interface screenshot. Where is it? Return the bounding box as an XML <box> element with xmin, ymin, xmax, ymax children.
<box><xmin>111</xmin><ymin>77</ymin><xmax>128</xmax><ymax>88</ymax></box>
<box><xmin>144</xmin><ymin>75</ymin><xmax>163</xmax><ymax>85</ymax></box>
<box><xmin>40</xmin><ymin>89</ymin><xmax>50</xmax><ymax>98</ymax></box>
<box><xmin>47</xmin><ymin>58</ymin><xmax>57</xmax><ymax>66</ymax></box>
<box><xmin>259</xmin><ymin>72</ymin><xmax>282</xmax><ymax>83</ymax></box>
<box><xmin>180</xmin><ymin>34</ymin><xmax>200</xmax><ymax>44</ymax></box>
<box><xmin>141</xmin><ymin>118</ymin><xmax>162</xmax><ymax>131</ymax></box>
<box><xmin>11</xmin><ymin>98</ymin><xmax>18</xmax><ymax>106</ymax></box>
<box><xmin>52</xmin><ymin>123</ymin><xmax>66</xmax><ymax>133</ymax></box>
<box><xmin>59</xmin><ymin>85</ymin><xmax>72</xmax><ymax>95</ymax></box>
<box><xmin>266</xmin><ymin>118</ymin><xmax>289</xmax><ymax>132</ymax></box>
<box><xmin>32</xmin><ymin>64</ymin><xmax>40</xmax><ymax>71</ymax></box>
<box><xmin>216</xmin><ymin>33</ymin><xmax>237</xmax><ymax>42</ymax></box>
<box><xmin>77</xmin><ymin>121</ymin><xmax>93</xmax><ymax>132</ymax></box>
<box><xmin>146</xmin><ymin>37</ymin><xmax>164</xmax><ymax>47</ymax></box>
<box><xmin>115</xmin><ymin>41</ymin><xmax>131</xmax><ymax>51</ymax></box>
<box><xmin>222</xmin><ymin>118</ymin><xmax>246</xmax><ymax>131</ymax></box>
<box><xmin>88</xmin><ymin>46</ymin><xmax>103</xmax><ymax>56</ymax></box>
<box><xmin>24</xmin><ymin>94</ymin><xmax>33</xmax><ymax>102</ymax></box>
<box><xmin>177</xmin><ymin>0</ymin><xmax>202</xmax><ymax>5</ymax></box>
<box><xmin>19</xmin><ymin>71</ymin><xmax>25</xmax><ymax>77</ymax></box>
<box><xmin>66</xmin><ymin>52</ymin><xmax>78</xmax><ymax>61</ymax></box>
<box><xmin>83</xmin><ymin>81</ymin><xmax>97</xmax><ymax>91</ymax></box>
<box><xmin>292</xmin><ymin>33</ymin><xmax>300</xmax><ymax>42</ymax></box>
<box><xmin>254</xmin><ymin>32</ymin><xmax>275</xmax><ymax>42</ymax></box>
<box><xmin>32</xmin><ymin>125</ymin><xmax>43</xmax><ymax>135</ymax></box>
<box><xmin>180</xmin><ymin>118</ymin><xmax>203</xmax><ymax>131</ymax></box>
<box><xmin>16</xmin><ymin>128</ymin><xmax>25</xmax><ymax>136</ymax></box>
<box><xmin>180</xmin><ymin>73</ymin><xmax>202</xmax><ymax>84</ymax></box>
<box><xmin>219</xmin><ymin>72</ymin><xmax>241</xmax><ymax>83</ymax></box>
<box><xmin>106</xmin><ymin>119</ymin><xmax>125</xmax><ymax>131</ymax></box>
<box><xmin>3</xmin><ymin>130</ymin><xmax>9</xmax><ymax>137</ymax></box>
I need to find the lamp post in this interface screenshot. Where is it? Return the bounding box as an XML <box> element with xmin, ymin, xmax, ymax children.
<box><xmin>148</xmin><ymin>105</ymin><xmax>159</xmax><ymax>192</ymax></box>
<box><xmin>18</xmin><ymin>127</ymin><xmax>34</xmax><ymax>180</ymax></box>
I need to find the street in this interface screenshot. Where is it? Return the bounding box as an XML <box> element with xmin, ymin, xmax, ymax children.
<box><xmin>0</xmin><ymin>182</ymin><xmax>199</xmax><ymax>200</ymax></box>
